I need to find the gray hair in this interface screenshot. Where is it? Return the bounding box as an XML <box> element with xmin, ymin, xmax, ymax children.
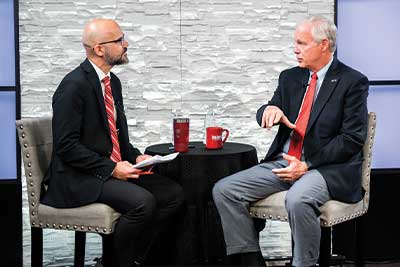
<box><xmin>306</xmin><ymin>16</ymin><xmax>337</xmax><ymax>53</ymax></box>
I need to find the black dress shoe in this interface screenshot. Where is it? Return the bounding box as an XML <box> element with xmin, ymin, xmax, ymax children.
<box><xmin>240</xmin><ymin>251</ymin><xmax>266</xmax><ymax>266</ymax></box>
<box><xmin>93</xmin><ymin>257</ymin><xmax>103</xmax><ymax>267</ymax></box>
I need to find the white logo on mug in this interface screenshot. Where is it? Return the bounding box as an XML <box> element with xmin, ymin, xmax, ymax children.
<box><xmin>212</xmin><ymin>135</ymin><xmax>222</xmax><ymax>141</ymax></box>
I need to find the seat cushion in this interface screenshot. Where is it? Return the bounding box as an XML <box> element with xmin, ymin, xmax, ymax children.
<box><xmin>249</xmin><ymin>191</ymin><xmax>288</xmax><ymax>221</ymax></box>
<box><xmin>34</xmin><ymin>203</ymin><xmax>121</xmax><ymax>234</ymax></box>
<box><xmin>249</xmin><ymin>191</ymin><xmax>365</xmax><ymax>227</ymax></box>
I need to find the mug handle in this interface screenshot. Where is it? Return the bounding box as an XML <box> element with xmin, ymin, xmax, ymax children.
<box><xmin>222</xmin><ymin>129</ymin><xmax>229</xmax><ymax>143</ymax></box>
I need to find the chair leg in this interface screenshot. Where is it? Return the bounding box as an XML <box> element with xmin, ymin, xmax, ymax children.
<box><xmin>31</xmin><ymin>227</ymin><xmax>43</xmax><ymax>267</ymax></box>
<box><xmin>101</xmin><ymin>234</ymin><xmax>114</xmax><ymax>267</ymax></box>
<box><xmin>290</xmin><ymin>237</ymin><xmax>294</xmax><ymax>266</ymax></box>
<box><xmin>318</xmin><ymin>227</ymin><xmax>331</xmax><ymax>267</ymax></box>
<box><xmin>74</xmin><ymin>231</ymin><xmax>86</xmax><ymax>267</ymax></box>
<box><xmin>355</xmin><ymin>217</ymin><xmax>365</xmax><ymax>267</ymax></box>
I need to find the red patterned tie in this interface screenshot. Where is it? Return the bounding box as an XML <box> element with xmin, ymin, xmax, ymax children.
<box><xmin>288</xmin><ymin>72</ymin><xmax>318</xmax><ymax>160</ymax></box>
<box><xmin>102</xmin><ymin>76</ymin><xmax>122</xmax><ymax>163</ymax></box>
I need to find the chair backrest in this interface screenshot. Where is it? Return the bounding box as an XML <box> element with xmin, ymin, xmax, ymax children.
<box><xmin>16</xmin><ymin>116</ymin><xmax>53</xmax><ymax>224</ymax></box>
<box><xmin>361</xmin><ymin>112</ymin><xmax>376</xmax><ymax>212</ymax></box>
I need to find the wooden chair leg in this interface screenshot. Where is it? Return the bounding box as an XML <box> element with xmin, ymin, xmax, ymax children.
<box><xmin>318</xmin><ymin>227</ymin><xmax>331</xmax><ymax>267</ymax></box>
<box><xmin>74</xmin><ymin>231</ymin><xmax>86</xmax><ymax>267</ymax></box>
<box><xmin>31</xmin><ymin>227</ymin><xmax>43</xmax><ymax>267</ymax></box>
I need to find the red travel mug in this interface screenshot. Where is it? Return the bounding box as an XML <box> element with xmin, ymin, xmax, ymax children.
<box><xmin>206</xmin><ymin>127</ymin><xmax>229</xmax><ymax>149</ymax></box>
<box><xmin>173</xmin><ymin>118</ymin><xmax>190</xmax><ymax>152</ymax></box>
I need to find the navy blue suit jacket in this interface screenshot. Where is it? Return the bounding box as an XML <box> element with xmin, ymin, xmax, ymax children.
<box><xmin>256</xmin><ymin>58</ymin><xmax>369</xmax><ymax>203</ymax></box>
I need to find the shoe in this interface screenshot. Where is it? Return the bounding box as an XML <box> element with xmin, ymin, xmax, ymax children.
<box><xmin>93</xmin><ymin>257</ymin><xmax>103</xmax><ymax>267</ymax></box>
<box><xmin>240</xmin><ymin>251</ymin><xmax>266</xmax><ymax>266</ymax></box>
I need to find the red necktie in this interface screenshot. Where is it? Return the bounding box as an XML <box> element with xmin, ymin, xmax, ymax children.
<box><xmin>288</xmin><ymin>72</ymin><xmax>318</xmax><ymax>160</ymax></box>
<box><xmin>102</xmin><ymin>76</ymin><xmax>122</xmax><ymax>163</ymax></box>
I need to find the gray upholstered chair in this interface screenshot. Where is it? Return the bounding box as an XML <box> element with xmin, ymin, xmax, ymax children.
<box><xmin>250</xmin><ymin>112</ymin><xmax>376</xmax><ymax>267</ymax></box>
<box><xmin>16</xmin><ymin>116</ymin><xmax>121</xmax><ymax>267</ymax></box>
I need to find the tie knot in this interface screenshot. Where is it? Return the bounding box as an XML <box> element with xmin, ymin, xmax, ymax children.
<box><xmin>311</xmin><ymin>72</ymin><xmax>318</xmax><ymax>80</ymax></box>
<box><xmin>102</xmin><ymin>76</ymin><xmax>110</xmax><ymax>84</ymax></box>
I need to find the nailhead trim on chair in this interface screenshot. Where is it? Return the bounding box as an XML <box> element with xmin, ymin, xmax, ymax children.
<box><xmin>29</xmin><ymin>221</ymin><xmax>115</xmax><ymax>234</ymax></box>
<box><xmin>28</xmin><ymin>221</ymin><xmax>115</xmax><ymax>233</ymax></box>
<box><xmin>249</xmin><ymin>113</ymin><xmax>376</xmax><ymax>228</ymax></box>
<box><xmin>249</xmin><ymin>211</ymin><xmax>289</xmax><ymax>222</ymax></box>
<box><xmin>17</xmin><ymin>118</ymin><xmax>120</xmax><ymax>236</ymax></box>
<box><xmin>323</xmin><ymin>209</ymin><xmax>367</xmax><ymax>226</ymax></box>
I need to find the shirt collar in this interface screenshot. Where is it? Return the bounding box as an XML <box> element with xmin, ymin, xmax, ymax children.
<box><xmin>88</xmin><ymin>59</ymin><xmax>110</xmax><ymax>83</ymax></box>
<box><xmin>310</xmin><ymin>56</ymin><xmax>334</xmax><ymax>81</ymax></box>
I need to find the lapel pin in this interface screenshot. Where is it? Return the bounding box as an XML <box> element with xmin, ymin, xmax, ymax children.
<box><xmin>331</xmin><ymin>79</ymin><xmax>337</xmax><ymax>83</ymax></box>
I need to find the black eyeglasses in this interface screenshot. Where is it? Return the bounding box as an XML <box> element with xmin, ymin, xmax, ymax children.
<box><xmin>97</xmin><ymin>34</ymin><xmax>125</xmax><ymax>46</ymax></box>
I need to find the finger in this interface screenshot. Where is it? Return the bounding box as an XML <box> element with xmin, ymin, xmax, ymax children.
<box><xmin>280</xmin><ymin>176</ymin><xmax>295</xmax><ymax>181</ymax></box>
<box><xmin>271</xmin><ymin>167</ymin><xmax>291</xmax><ymax>174</ymax></box>
<box><xmin>275</xmin><ymin>172</ymin><xmax>292</xmax><ymax>179</ymax></box>
<box><xmin>267</xmin><ymin>112</ymin><xmax>276</xmax><ymax>128</ymax></box>
<box><xmin>282</xmin><ymin>153</ymin><xmax>297</xmax><ymax>162</ymax></box>
<box><xmin>261</xmin><ymin>112</ymin><xmax>267</xmax><ymax>128</ymax></box>
<box><xmin>273</xmin><ymin>112</ymin><xmax>281</xmax><ymax>125</ymax></box>
<box><xmin>126</xmin><ymin>173</ymin><xmax>139</xmax><ymax>179</ymax></box>
<box><xmin>130</xmin><ymin>168</ymin><xmax>142</xmax><ymax>174</ymax></box>
<box><xmin>122</xmin><ymin>161</ymin><xmax>133</xmax><ymax>168</ymax></box>
<box><xmin>281</xmin><ymin>115</ymin><xmax>296</xmax><ymax>129</ymax></box>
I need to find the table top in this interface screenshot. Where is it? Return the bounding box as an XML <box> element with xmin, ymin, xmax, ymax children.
<box><xmin>145</xmin><ymin>141</ymin><xmax>256</xmax><ymax>156</ymax></box>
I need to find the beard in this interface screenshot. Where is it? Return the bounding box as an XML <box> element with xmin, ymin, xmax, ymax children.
<box><xmin>104</xmin><ymin>48</ymin><xmax>129</xmax><ymax>66</ymax></box>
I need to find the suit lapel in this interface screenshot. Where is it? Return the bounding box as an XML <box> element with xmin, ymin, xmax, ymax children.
<box><xmin>111</xmin><ymin>77</ymin><xmax>124</xmax><ymax>129</ymax></box>
<box><xmin>306</xmin><ymin>58</ymin><xmax>340</xmax><ymax>133</ymax></box>
<box><xmin>81</xmin><ymin>59</ymin><xmax>110</xmax><ymax>133</ymax></box>
<box><xmin>289</xmin><ymin>69</ymin><xmax>310</xmax><ymax>123</ymax></box>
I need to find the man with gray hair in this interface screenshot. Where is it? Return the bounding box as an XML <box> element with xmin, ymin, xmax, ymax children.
<box><xmin>213</xmin><ymin>16</ymin><xmax>368</xmax><ymax>267</ymax></box>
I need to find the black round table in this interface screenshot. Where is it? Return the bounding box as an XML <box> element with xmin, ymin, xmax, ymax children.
<box><xmin>145</xmin><ymin>141</ymin><xmax>258</xmax><ymax>266</ymax></box>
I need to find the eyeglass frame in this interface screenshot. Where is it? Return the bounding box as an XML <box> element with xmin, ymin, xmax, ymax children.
<box><xmin>97</xmin><ymin>34</ymin><xmax>125</xmax><ymax>46</ymax></box>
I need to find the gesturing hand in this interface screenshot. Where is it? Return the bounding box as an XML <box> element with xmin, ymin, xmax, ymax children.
<box><xmin>112</xmin><ymin>161</ymin><xmax>141</xmax><ymax>180</ymax></box>
<box><xmin>272</xmin><ymin>154</ymin><xmax>308</xmax><ymax>181</ymax></box>
<box><xmin>261</xmin><ymin>105</ymin><xmax>296</xmax><ymax>130</ymax></box>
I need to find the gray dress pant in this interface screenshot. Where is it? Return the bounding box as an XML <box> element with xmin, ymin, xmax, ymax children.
<box><xmin>212</xmin><ymin>158</ymin><xmax>331</xmax><ymax>267</ymax></box>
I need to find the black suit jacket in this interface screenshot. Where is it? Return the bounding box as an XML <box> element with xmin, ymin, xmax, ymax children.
<box><xmin>256</xmin><ymin>58</ymin><xmax>369</xmax><ymax>203</ymax></box>
<box><xmin>42</xmin><ymin>59</ymin><xmax>142</xmax><ymax>208</ymax></box>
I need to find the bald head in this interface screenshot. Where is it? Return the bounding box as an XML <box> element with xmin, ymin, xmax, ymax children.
<box><xmin>82</xmin><ymin>18</ymin><xmax>121</xmax><ymax>48</ymax></box>
<box><xmin>81</xmin><ymin>18</ymin><xmax>129</xmax><ymax>72</ymax></box>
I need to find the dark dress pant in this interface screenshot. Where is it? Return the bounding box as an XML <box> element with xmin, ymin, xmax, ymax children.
<box><xmin>98</xmin><ymin>173</ymin><xmax>184</xmax><ymax>267</ymax></box>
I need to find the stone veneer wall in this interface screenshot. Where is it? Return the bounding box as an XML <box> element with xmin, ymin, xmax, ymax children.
<box><xmin>19</xmin><ymin>0</ymin><xmax>333</xmax><ymax>265</ymax></box>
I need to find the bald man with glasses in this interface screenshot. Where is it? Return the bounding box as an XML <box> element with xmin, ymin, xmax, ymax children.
<box><xmin>42</xmin><ymin>18</ymin><xmax>184</xmax><ymax>267</ymax></box>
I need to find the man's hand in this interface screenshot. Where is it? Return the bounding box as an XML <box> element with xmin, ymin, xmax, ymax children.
<box><xmin>112</xmin><ymin>161</ymin><xmax>141</xmax><ymax>180</ymax></box>
<box><xmin>136</xmin><ymin>154</ymin><xmax>152</xmax><ymax>163</ymax></box>
<box><xmin>261</xmin><ymin>105</ymin><xmax>295</xmax><ymax>129</ymax></box>
<box><xmin>272</xmin><ymin>154</ymin><xmax>308</xmax><ymax>181</ymax></box>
